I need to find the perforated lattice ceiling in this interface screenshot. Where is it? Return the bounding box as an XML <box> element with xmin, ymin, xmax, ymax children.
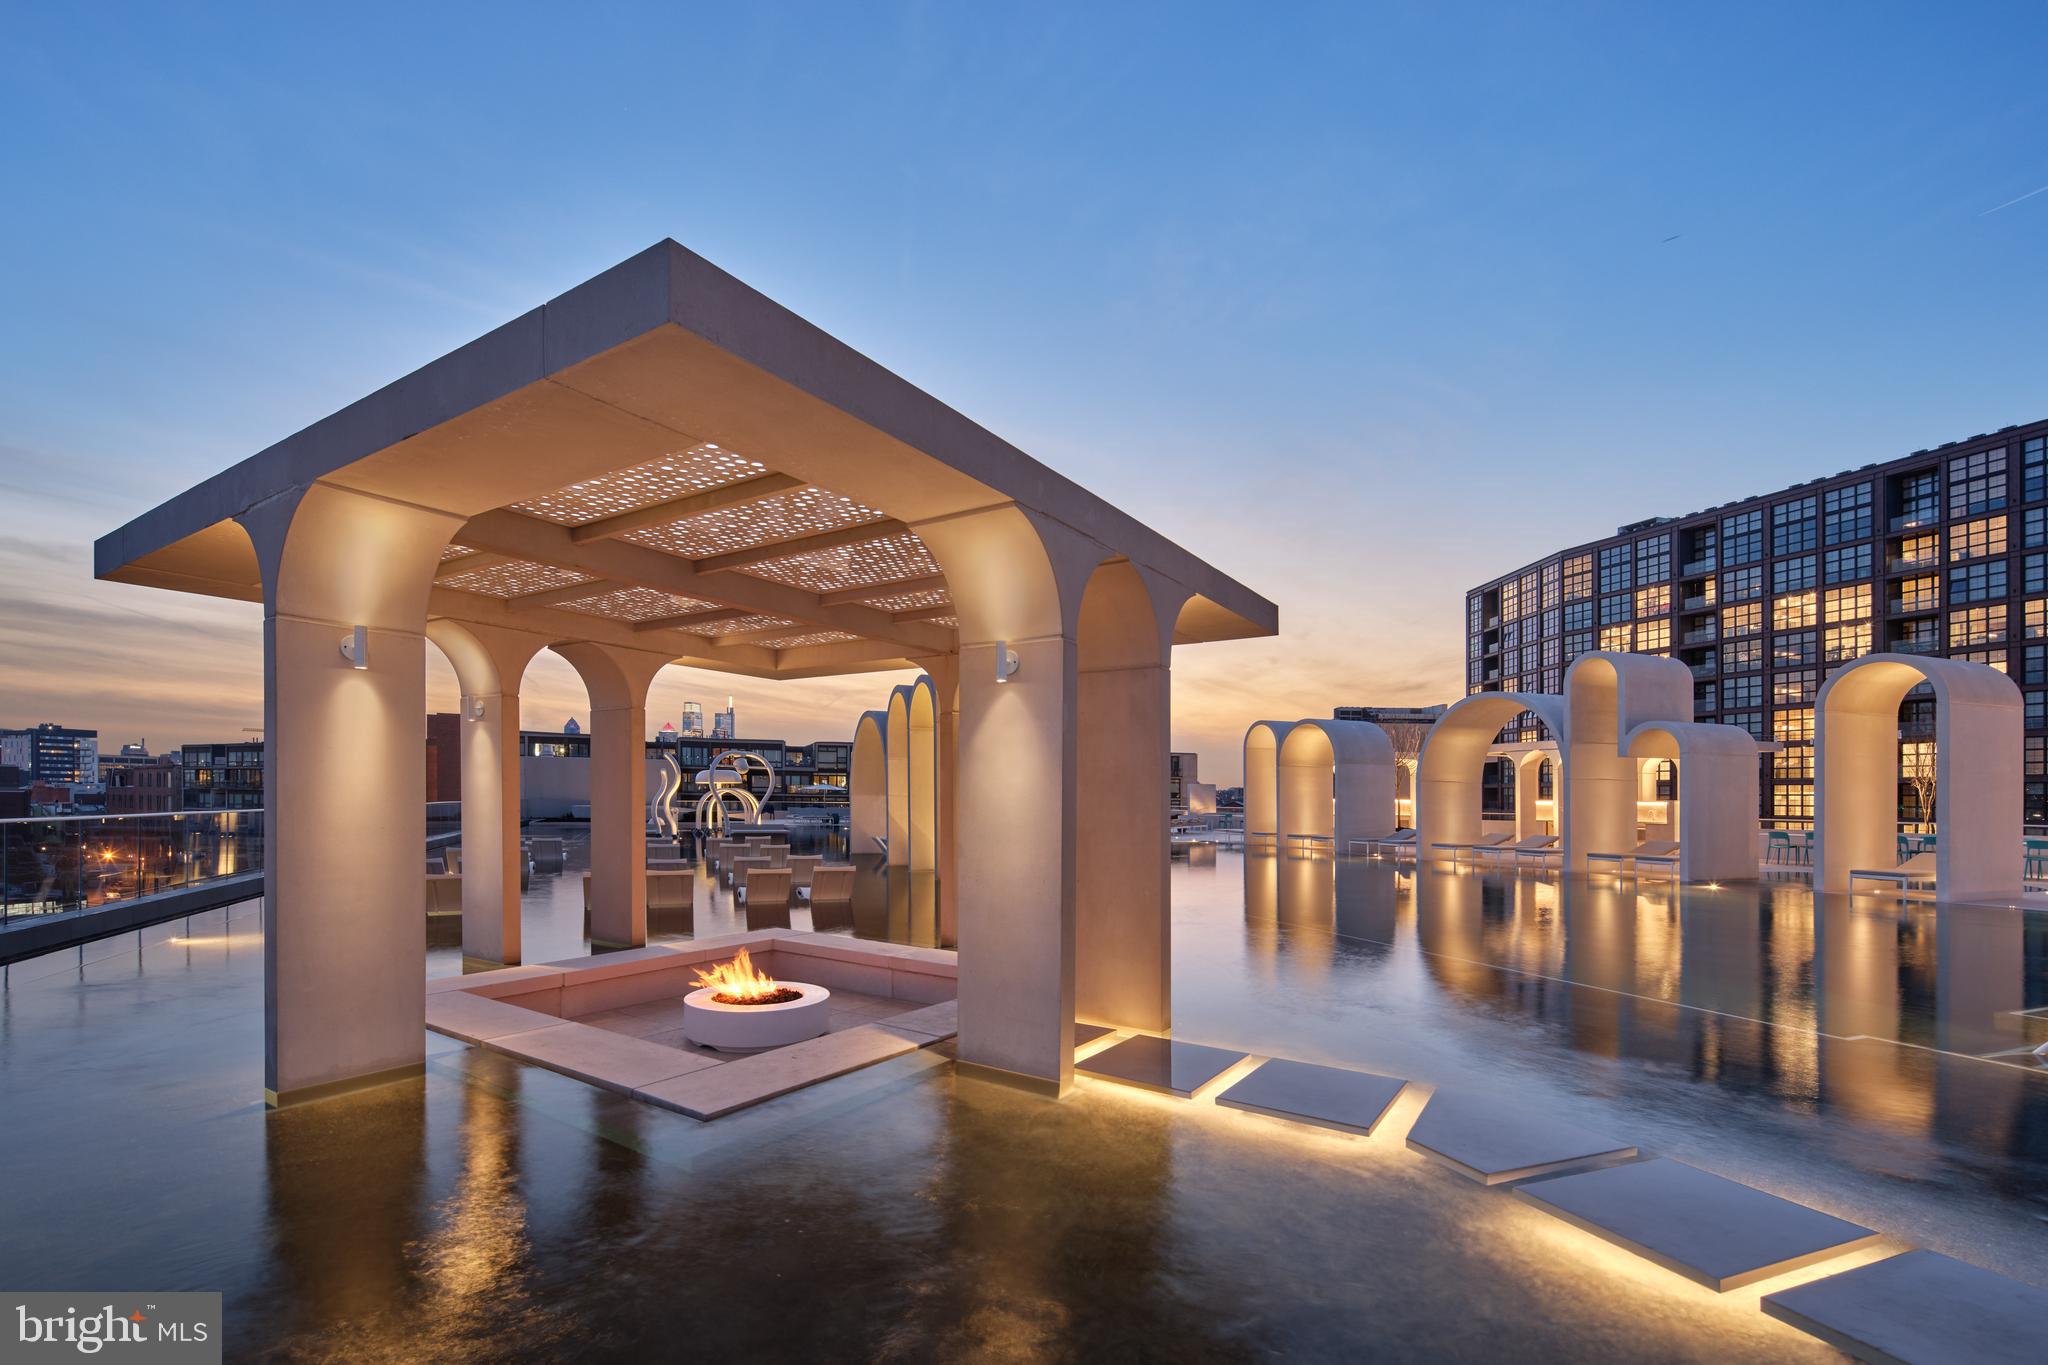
<box><xmin>511</xmin><ymin>445</ymin><xmax>767</xmax><ymax>525</ymax></box>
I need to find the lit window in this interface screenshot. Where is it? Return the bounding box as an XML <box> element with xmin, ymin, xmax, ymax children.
<box><xmin>1773</xmin><ymin>591</ymin><xmax>1817</xmax><ymax>630</ymax></box>
<box><xmin>1951</xmin><ymin>516</ymin><xmax>2008</xmax><ymax>562</ymax></box>
<box><xmin>1635</xmin><ymin>619</ymin><xmax>1670</xmax><ymax>651</ymax></box>
<box><xmin>1823</xmin><ymin>584</ymin><xmax>1871</xmax><ymax>621</ymax></box>
<box><xmin>1600</xmin><ymin>623</ymin><xmax>1633</xmax><ymax>651</ymax></box>
<box><xmin>1949</xmin><ymin>605</ymin><xmax>2008</xmax><ymax>647</ymax></box>
<box><xmin>2029</xmin><ymin>599</ymin><xmax>2047</xmax><ymax>641</ymax></box>
<box><xmin>1774</xmin><ymin>708</ymin><xmax>1814</xmax><ymax>743</ymax></box>
<box><xmin>1896</xmin><ymin>576</ymin><xmax>1940</xmax><ymax>612</ymax></box>
<box><xmin>1721</xmin><ymin>602</ymin><xmax>1763</xmax><ymax>636</ymax></box>
<box><xmin>1562</xmin><ymin>555</ymin><xmax>1592</xmax><ymax>601</ymax></box>
<box><xmin>1636</xmin><ymin>584</ymin><xmax>1670</xmax><ymax>617</ymax></box>
<box><xmin>1824</xmin><ymin>622</ymin><xmax>1871</xmax><ymax>662</ymax></box>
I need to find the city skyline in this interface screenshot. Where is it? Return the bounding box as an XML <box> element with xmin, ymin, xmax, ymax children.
<box><xmin>10</xmin><ymin>5</ymin><xmax>2048</xmax><ymax>784</ymax></box>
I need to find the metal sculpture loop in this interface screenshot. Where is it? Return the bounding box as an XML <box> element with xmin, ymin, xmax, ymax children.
<box><xmin>693</xmin><ymin>750</ymin><xmax>777</xmax><ymax>832</ymax></box>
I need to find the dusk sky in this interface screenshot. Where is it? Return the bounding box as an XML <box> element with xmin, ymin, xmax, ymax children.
<box><xmin>7</xmin><ymin>3</ymin><xmax>2048</xmax><ymax>783</ymax></box>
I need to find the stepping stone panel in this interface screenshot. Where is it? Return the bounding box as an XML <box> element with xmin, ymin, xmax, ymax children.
<box><xmin>1762</xmin><ymin>1250</ymin><xmax>2048</xmax><ymax>1365</ymax></box>
<box><xmin>1405</xmin><ymin>1092</ymin><xmax>1637</xmax><ymax>1184</ymax></box>
<box><xmin>1076</xmin><ymin>1035</ymin><xmax>1248</xmax><ymax>1097</ymax></box>
<box><xmin>1215</xmin><ymin>1058</ymin><xmax>1409</xmax><ymax>1135</ymax></box>
<box><xmin>1514</xmin><ymin>1158</ymin><xmax>1881</xmax><ymax>1291</ymax></box>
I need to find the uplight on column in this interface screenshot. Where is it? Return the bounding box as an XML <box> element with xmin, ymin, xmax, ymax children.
<box><xmin>338</xmin><ymin>625</ymin><xmax>370</xmax><ymax>669</ymax></box>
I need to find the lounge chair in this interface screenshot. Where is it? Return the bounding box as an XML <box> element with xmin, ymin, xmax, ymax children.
<box><xmin>1430</xmin><ymin>833</ymin><xmax>1515</xmax><ymax>865</ymax></box>
<box><xmin>528</xmin><ymin>836</ymin><xmax>565</xmax><ymax>871</ymax></box>
<box><xmin>740</xmin><ymin>865</ymin><xmax>792</xmax><ymax>912</ymax></box>
<box><xmin>1585</xmin><ymin>840</ymin><xmax>1681</xmax><ymax>878</ymax></box>
<box><xmin>787</xmin><ymin>854</ymin><xmax>823</xmax><ymax>888</ymax></box>
<box><xmin>730</xmin><ymin>854</ymin><xmax>771</xmax><ymax>885</ymax></box>
<box><xmin>1847</xmin><ymin>852</ymin><xmax>1936</xmax><ymax>895</ymax></box>
<box><xmin>647</xmin><ymin>868</ymin><xmax>694</xmax><ymax>911</ymax></box>
<box><xmin>1348</xmin><ymin>829</ymin><xmax>1411</xmax><ymax>856</ymax></box>
<box><xmin>805</xmin><ymin>864</ymin><xmax>855</xmax><ymax>907</ymax></box>
<box><xmin>1478</xmin><ymin>835</ymin><xmax>1556</xmax><ymax>867</ymax></box>
<box><xmin>425</xmin><ymin>872</ymin><xmax>462</xmax><ymax>915</ymax></box>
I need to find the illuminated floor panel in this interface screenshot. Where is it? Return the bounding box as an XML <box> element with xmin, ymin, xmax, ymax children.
<box><xmin>1514</xmin><ymin>1159</ymin><xmax>1882</xmax><ymax>1292</ymax></box>
<box><xmin>1214</xmin><ymin>1058</ymin><xmax>1409</xmax><ymax>1135</ymax></box>
<box><xmin>1761</xmin><ymin>1250</ymin><xmax>2048</xmax><ymax>1364</ymax></box>
<box><xmin>1076</xmin><ymin>1035</ymin><xmax>1248</xmax><ymax>1097</ymax></box>
<box><xmin>1405</xmin><ymin>1092</ymin><xmax>1637</xmax><ymax>1184</ymax></box>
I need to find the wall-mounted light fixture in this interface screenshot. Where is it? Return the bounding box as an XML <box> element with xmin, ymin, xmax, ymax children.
<box><xmin>338</xmin><ymin>625</ymin><xmax>370</xmax><ymax>670</ymax></box>
<box><xmin>995</xmin><ymin>641</ymin><xmax>1020</xmax><ymax>683</ymax></box>
<box><xmin>464</xmin><ymin>694</ymin><xmax>486</xmax><ymax>721</ymax></box>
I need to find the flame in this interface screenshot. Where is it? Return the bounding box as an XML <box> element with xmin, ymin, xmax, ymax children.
<box><xmin>690</xmin><ymin>947</ymin><xmax>781</xmax><ymax>1002</ymax></box>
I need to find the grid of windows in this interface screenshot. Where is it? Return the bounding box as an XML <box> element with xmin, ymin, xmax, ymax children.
<box><xmin>1824</xmin><ymin>543</ymin><xmax>1871</xmax><ymax>583</ymax></box>
<box><xmin>1775</xmin><ymin>556</ymin><xmax>1817</xmax><ymax>592</ymax></box>
<box><xmin>1824</xmin><ymin>621</ymin><xmax>1871</xmax><ymax>662</ymax></box>
<box><xmin>1772</xmin><ymin>497</ymin><xmax>1818</xmax><ymax>555</ymax></box>
<box><xmin>1725</xmin><ymin>637</ymin><xmax>1765</xmax><ymax>672</ymax></box>
<box><xmin>1598</xmin><ymin>544</ymin><xmax>1633</xmax><ymax>594</ymax></box>
<box><xmin>1950</xmin><ymin>605</ymin><xmax>2007</xmax><ymax>647</ymax></box>
<box><xmin>1951</xmin><ymin>560</ymin><xmax>2008</xmax><ymax>604</ymax></box>
<box><xmin>1949</xmin><ymin>446</ymin><xmax>2007</xmax><ymax>517</ymax></box>
<box><xmin>1896</xmin><ymin>575</ymin><xmax>1940</xmax><ymax>612</ymax></box>
<box><xmin>1541</xmin><ymin>560</ymin><xmax>1561</xmax><ymax>609</ymax></box>
<box><xmin>1562</xmin><ymin>554</ymin><xmax>1592</xmax><ymax>601</ymax></box>
<box><xmin>1951</xmin><ymin>515</ymin><xmax>2007</xmax><ymax>562</ymax></box>
<box><xmin>1823</xmin><ymin>482</ymin><xmax>1871</xmax><ymax>544</ymax></box>
<box><xmin>1773</xmin><ymin>591</ymin><xmax>1817</xmax><ymax>630</ymax></box>
<box><xmin>1774</xmin><ymin>631</ymin><xmax>1818</xmax><ymax>667</ymax></box>
<box><xmin>1722</xmin><ymin>602</ymin><xmax>1763</xmax><ymax>636</ymax></box>
<box><xmin>1824</xmin><ymin>584</ymin><xmax>1872</xmax><ymax>621</ymax></box>
<box><xmin>1600</xmin><ymin>624</ymin><xmax>1633</xmax><ymax>651</ymax></box>
<box><xmin>1722</xmin><ymin>509</ymin><xmax>1763</xmax><ymax>565</ymax></box>
<box><xmin>1722</xmin><ymin>565</ymin><xmax>1764</xmax><ymax>601</ymax></box>
<box><xmin>1636</xmin><ymin>584</ymin><xmax>1669</xmax><ymax>617</ymax></box>
<box><xmin>1636</xmin><ymin>619</ymin><xmax>1670</xmax><ymax>651</ymax></box>
<box><xmin>1635</xmin><ymin>535</ymin><xmax>1670</xmax><ymax>584</ymax></box>
<box><xmin>1600</xmin><ymin>593</ymin><xmax>1632</xmax><ymax>625</ymax></box>
<box><xmin>2026</xmin><ymin>437</ymin><xmax>2046</xmax><ymax>503</ymax></box>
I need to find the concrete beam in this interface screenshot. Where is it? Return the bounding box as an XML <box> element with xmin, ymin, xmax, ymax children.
<box><xmin>821</xmin><ymin>572</ymin><xmax>947</xmax><ymax>606</ymax></box>
<box><xmin>455</xmin><ymin>508</ymin><xmax>953</xmax><ymax>655</ymax></box>
<box><xmin>567</xmin><ymin>471</ymin><xmax>803</xmax><ymax>544</ymax></box>
<box><xmin>694</xmin><ymin>518</ymin><xmax>909</xmax><ymax>575</ymax></box>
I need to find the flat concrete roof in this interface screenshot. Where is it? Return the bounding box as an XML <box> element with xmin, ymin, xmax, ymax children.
<box><xmin>95</xmin><ymin>240</ymin><xmax>1275</xmax><ymax>678</ymax></box>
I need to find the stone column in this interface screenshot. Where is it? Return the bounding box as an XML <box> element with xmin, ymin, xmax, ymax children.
<box><xmin>918</xmin><ymin>505</ymin><xmax>1102</xmax><ymax>1094</ymax></box>
<box><xmin>554</xmin><ymin>643</ymin><xmax>672</xmax><ymax>950</ymax></box>
<box><xmin>239</xmin><ymin>483</ymin><xmax>462</xmax><ymax>1107</ymax></box>
<box><xmin>426</xmin><ymin>620</ymin><xmax>546</xmax><ymax>967</ymax></box>
<box><xmin>1073</xmin><ymin>560</ymin><xmax>1184</xmax><ymax>1034</ymax></box>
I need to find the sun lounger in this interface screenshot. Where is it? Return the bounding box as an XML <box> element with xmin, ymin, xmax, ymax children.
<box><xmin>1847</xmin><ymin>852</ymin><xmax>1936</xmax><ymax>894</ymax></box>
<box><xmin>804</xmin><ymin>864</ymin><xmax>855</xmax><ymax>907</ymax></box>
<box><xmin>1585</xmin><ymin>840</ymin><xmax>1681</xmax><ymax>877</ymax></box>
<box><xmin>1478</xmin><ymin>835</ymin><xmax>1556</xmax><ymax>866</ymax></box>
<box><xmin>1431</xmin><ymin>833</ymin><xmax>1515</xmax><ymax>865</ymax></box>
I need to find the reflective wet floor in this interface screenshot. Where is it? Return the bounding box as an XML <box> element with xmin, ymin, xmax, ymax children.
<box><xmin>1</xmin><ymin>848</ymin><xmax>2044</xmax><ymax>1360</ymax></box>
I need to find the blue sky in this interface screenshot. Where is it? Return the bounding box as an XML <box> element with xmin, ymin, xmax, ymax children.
<box><xmin>5</xmin><ymin>2</ymin><xmax>2047</xmax><ymax>780</ymax></box>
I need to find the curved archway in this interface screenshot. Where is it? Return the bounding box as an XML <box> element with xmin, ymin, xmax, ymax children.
<box><xmin>1277</xmin><ymin>719</ymin><xmax>1396</xmax><ymax>850</ymax></box>
<box><xmin>1243</xmin><ymin>721</ymin><xmax>1297</xmax><ymax>843</ymax></box>
<box><xmin>1814</xmin><ymin>653</ymin><xmax>2022</xmax><ymax>900</ymax></box>
<box><xmin>1623</xmin><ymin>721</ymin><xmax>1758</xmax><ymax>883</ymax></box>
<box><xmin>1415</xmin><ymin>693</ymin><xmax>1567</xmax><ymax>863</ymax></box>
<box><xmin>908</xmin><ymin>675</ymin><xmax>938</xmax><ymax>872</ymax></box>
<box><xmin>885</xmin><ymin>684</ymin><xmax>912</xmax><ymax>866</ymax></box>
<box><xmin>850</xmin><ymin>710</ymin><xmax>888</xmax><ymax>855</ymax></box>
<box><xmin>1563</xmin><ymin>652</ymin><xmax>1692</xmax><ymax>873</ymax></box>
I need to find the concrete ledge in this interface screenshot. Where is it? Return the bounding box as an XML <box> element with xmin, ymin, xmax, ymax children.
<box><xmin>631</xmin><ymin>1024</ymin><xmax>918</xmax><ymax>1119</ymax></box>
<box><xmin>1761</xmin><ymin>1250</ymin><xmax>2048</xmax><ymax>1365</ymax></box>
<box><xmin>425</xmin><ymin>991</ymin><xmax>560</xmax><ymax>1044</ymax></box>
<box><xmin>483</xmin><ymin>1020</ymin><xmax>722</xmax><ymax>1095</ymax></box>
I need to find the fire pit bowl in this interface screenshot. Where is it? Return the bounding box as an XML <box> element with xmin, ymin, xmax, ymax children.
<box><xmin>681</xmin><ymin>982</ymin><xmax>831</xmax><ymax>1051</ymax></box>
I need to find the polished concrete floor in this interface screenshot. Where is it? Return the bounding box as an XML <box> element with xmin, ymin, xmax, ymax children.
<box><xmin>1</xmin><ymin>847</ymin><xmax>2045</xmax><ymax>1360</ymax></box>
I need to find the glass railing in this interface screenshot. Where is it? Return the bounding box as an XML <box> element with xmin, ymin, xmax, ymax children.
<box><xmin>1</xmin><ymin>810</ymin><xmax>264</xmax><ymax>921</ymax></box>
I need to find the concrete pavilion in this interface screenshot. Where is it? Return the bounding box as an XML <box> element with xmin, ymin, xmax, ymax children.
<box><xmin>95</xmin><ymin>240</ymin><xmax>1276</xmax><ymax>1107</ymax></box>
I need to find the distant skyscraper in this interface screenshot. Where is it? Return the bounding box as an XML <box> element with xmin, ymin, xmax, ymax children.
<box><xmin>0</xmin><ymin>723</ymin><xmax>100</xmax><ymax>786</ymax></box>
<box><xmin>680</xmin><ymin>701</ymin><xmax>704</xmax><ymax>737</ymax></box>
<box><xmin>712</xmin><ymin>698</ymin><xmax>736</xmax><ymax>739</ymax></box>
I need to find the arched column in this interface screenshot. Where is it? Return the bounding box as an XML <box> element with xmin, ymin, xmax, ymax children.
<box><xmin>1072</xmin><ymin>559</ymin><xmax>1186</xmax><ymax>1033</ymax></box>
<box><xmin>552</xmin><ymin>642</ymin><xmax>672</xmax><ymax>948</ymax></box>
<box><xmin>426</xmin><ymin>619</ymin><xmax>547</xmax><ymax>967</ymax></box>
<box><xmin>917</xmin><ymin>504</ymin><xmax>1103</xmax><ymax>1093</ymax></box>
<box><xmin>1242</xmin><ymin>721</ymin><xmax>1295</xmax><ymax>843</ymax></box>
<box><xmin>1814</xmin><ymin>653</ymin><xmax>2022</xmax><ymax>901</ymax></box>
<box><xmin>1624</xmin><ymin>722</ymin><xmax>1758</xmax><ymax>883</ymax></box>
<box><xmin>1278</xmin><ymin>719</ymin><xmax>1396</xmax><ymax>848</ymax></box>
<box><xmin>909</xmin><ymin>676</ymin><xmax>938</xmax><ymax>872</ymax></box>
<box><xmin>237</xmin><ymin>482</ymin><xmax>463</xmax><ymax>1106</ymax></box>
<box><xmin>1562</xmin><ymin>652</ymin><xmax>1692</xmax><ymax>872</ymax></box>
<box><xmin>922</xmin><ymin>656</ymin><xmax>961</xmax><ymax>948</ymax></box>
<box><xmin>1415</xmin><ymin>694</ymin><xmax>1564</xmax><ymax>863</ymax></box>
<box><xmin>885</xmin><ymin>685</ymin><xmax>912</xmax><ymax>866</ymax></box>
<box><xmin>849</xmin><ymin>710</ymin><xmax>888</xmax><ymax>855</ymax></box>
